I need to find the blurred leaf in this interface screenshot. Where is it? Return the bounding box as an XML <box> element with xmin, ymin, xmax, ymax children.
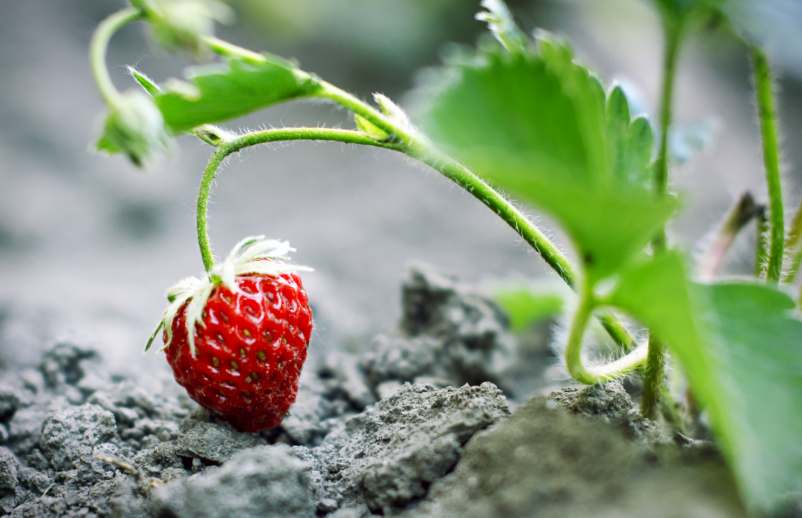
<box><xmin>649</xmin><ymin>0</ymin><xmax>802</xmax><ymax>73</ymax></box>
<box><xmin>670</xmin><ymin>120</ymin><xmax>716</xmax><ymax>165</ymax></box>
<box><xmin>607</xmin><ymin>86</ymin><xmax>655</xmax><ymax>186</ymax></box>
<box><xmin>609</xmin><ymin>252</ymin><xmax>802</xmax><ymax>512</ymax></box>
<box><xmin>475</xmin><ymin>0</ymin><xmax>529</xmax><ymax>54</ymax></box>
<box><xmin>133</xmin><ymin>0</ymin><xmax>232</xmax><ymax>53</ymax></box>
<box><xmin>417</xmin><ymin>39</ymin><xmax>676</xmax><ymax>280</ymax></box>
<box><xmin>719</xmin><ymin>0</ymin><xmax>802</xmax><ymax>72</ymax></box>
<box><xmin>152</xmin><ymin>56</ymin><xmax>321</xmax><ymax>133</ymax></box>
<box><xmin>493</xmin><ymin>284</ymin><xmax>564</xmax><ymax>331</ymax></box>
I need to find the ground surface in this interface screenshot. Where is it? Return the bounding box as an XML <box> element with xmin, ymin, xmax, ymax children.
<box><xmin>0</xmin><ymin>268</ymin><xmax>748</xmax><ymax>517</ymax></box>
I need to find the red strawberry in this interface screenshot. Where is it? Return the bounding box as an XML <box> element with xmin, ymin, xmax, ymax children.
<box><xmin>152</xmin><ymin>237</ymin><xmax>313</xmax><ymax>432</ymax></box>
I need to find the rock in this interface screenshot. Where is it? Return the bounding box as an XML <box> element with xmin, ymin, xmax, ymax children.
<box><xmin>175</xmin><ymin>418</ymin><xmax>264</xmax><ymax>464</ymax></box>
<box><xmin>549</xmin><ymin>380</ymin><xmax>670</xmax><ymax>444</ymax></box>
<box><xmin>0</xmin><ymin>384</ymin><xmax>19</xmax><ymax>421</ymax></box>
<box><xmin>38</xmin><ymin>342</ymin><xmax>96</xmax><ymax>389</ymax></box>
<box><xmin>298</xmin><ymin>382</ymin><xmax>509</xmax><ymax>513</ymax></box>
<box><xmin>39</xmin><ymin>403</ymin><xmax>117</xmax><ymax>471</ymax></box>
<box><xmin>152</xmin><ymin>444</ymin><xmax>316</xmax><ymax>518</ymax></box>
<box><xmin>409</xmin><ymin>397</ymin><xmax>745</xmax><ymax>518</ymax></box>
<box><xmin>0</xmin><ymin>447</ymin><xmax>18</xmax><ymax>496</ymax></box>
<box><xmin>317</xmin><ymin>351</ymin><xmax>374</xmax><ymax>411</ymax></box>
<box><xmin>361</xmin><ymin>266</ymin><xmax>517</xmax><ymax>394</ymax></box>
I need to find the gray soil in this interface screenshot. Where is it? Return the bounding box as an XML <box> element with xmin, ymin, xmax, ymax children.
<box><xmin>0</xmin><ymin>267</ymin><xmax>747</xmax><ymax>518</ymax></box>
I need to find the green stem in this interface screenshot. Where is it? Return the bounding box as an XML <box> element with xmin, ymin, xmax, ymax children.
<box><xmin>205</xmin><ymin>36</ymin><xmax>267</xmax><ymax>64</ymax></box>
<box><xmin>197</xmin><ymin>34</ymin><xmax>636</xmax><ymax>351</ymax></box>
<box><xmin>783</xmin><ymin>201</ymin><xmax>802</xmax><ymax>282</ymax></box>
<box><xmin>196</xmin><ymin>128</ymin><xmax>397</xmax><ymax>272</ymax></box>
<box><xmin>653</xmin><ymin>27</ymin><xmax>682</xmax><ymax>238</ymax></box>
<box><xmin>755</xmin><ymin>207</ymin><xmax>770</xmax><ymax>278</ymax></box>
<box><xmin>752</xmin><ymin>48</ymin><xmax>785</xmax><ymax>283</ymax></box>
<box><xmin>643</xmin><ymin>24</ymin><xmax>682</xmax><ymax>419</ymax></box>
<box><xmin>565</xmin><ymin>279</ymin><xmax>647</xmax><ymax>384</ymax></box>
<box><xmin>90</xmin><ymin>7</ymin><xmax>143</xmax><ymax>108</ymax></box>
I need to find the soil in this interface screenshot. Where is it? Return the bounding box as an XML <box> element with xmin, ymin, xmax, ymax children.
<box><xmin>0</xmin><ymin>266</ymin><xmax>751</xmax><ymax>518</ymax></box>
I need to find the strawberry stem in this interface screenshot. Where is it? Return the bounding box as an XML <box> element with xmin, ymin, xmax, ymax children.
<box><xmin>751</xmin><ymin>47</ymin><xmax>785</xmax><ymax>283</ymax></box>
<box><xmin>565</xmin><ymin>277</ymin><xmax>648</xmax><ymax>384</ymax></box>
<box><xmin>641</xmin><ymin>20</ymin><xmax>684</xmax><ymax>420</ymax></box>
<box><xmin>90</xmin><ymin>8</ymin><xmax>144</xmax><ymax>108</ymax></box>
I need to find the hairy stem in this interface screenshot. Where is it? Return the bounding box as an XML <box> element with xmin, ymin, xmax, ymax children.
<box><xmin>642</xmin><ymin>24</ymin><xmax>682</xmax><ymax>419</ymax></box>
<box><xmin>90</xmin><ymin>8</ymin><xmax>143</xmax><ymax>108</ymax></box>
<box><xmin>752</xmin><ymin>48</ymin><xmax>785</xmax><ymax>282</ymax></box>
<box><xmin>783</xmin><ymin>202</ymin><xmax>802</xmax><ymax>282</ymax></box>
<box><xmin>755</xmin><ymin>207</ymin><xmax>770</xmax><ymax>278</ymax></box>
<box><xmin>565</xmin><ymin>279</ymin><xmax>647</xmax><ymax>384</ymax></box>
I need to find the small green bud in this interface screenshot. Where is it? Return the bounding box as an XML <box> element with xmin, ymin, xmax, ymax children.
<box><xmin>354</xmin><ymin>114</ymin><xmax>389</xmax><ymax>141</ymax></box>
<box><xmin>95</xmin><ymin>91</ymin><xmax>169</xmax><ymax>167</ymax></box>
<box><xmin>133</xmin><ymin>0</ymin><xmax>232</xmax><ymax>53</ymax></box>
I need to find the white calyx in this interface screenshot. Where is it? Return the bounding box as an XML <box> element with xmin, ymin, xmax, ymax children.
<box><xmin>150</xmin><ymin>236</ymin><xmax>312</xmax><ymax>357</ymax></box>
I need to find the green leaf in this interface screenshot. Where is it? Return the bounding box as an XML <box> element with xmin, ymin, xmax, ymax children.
<box><xmin>609</xmin><ymin>252</ymin><xmax>802</xmax><ymax>512</ymax></box>
<box><xmin>152</xmin><ymin>56</ymin><xmax>322</xmax><ymax>133</ymax></box>
<box><xmin>475</xmin><ymin>0</ymin><xmax>529</xmax><ymax>54</ymax></box>
<box><xmin>607</xmin><ymin>86</ymin><xmax>655</xmax><ymax>187</ymax></box>
<box><xmin>417</xmin><ymin>40</ymin><xmax>676</xmax><ymax>280</ymax></box>
<box><xmin>492</xmin><ymin>284</ymin><xmax>564</xmax><ymax>332</ymax></box>
<box><xmin>128</xmin><ymin>66</ymin><xmax>161</xmax><ymax>96</ymax></box>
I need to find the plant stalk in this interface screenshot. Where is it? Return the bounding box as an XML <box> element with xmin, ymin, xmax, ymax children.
<box><xmin>755</xmin><ymin>207</ymin><xmax>770</xmax><ymax>278</ymax></box>
<box><xmin>751</xmin><ymin>48</ymin><xmax>785</xmax><ymax>283</ymax></box>
<box><xmin>783</xmin><ymin>202</ymin><xmax>802</xmax><ymax>282</ymax></box>
<box><xmin>565</xmin><ymin>279</ymin><xmax>648</xmax><ymax>384</ymax></box>
<box><xmin>642</xmin><ymin>24</ymin><xmax>682</xmax><ymax>419</ymax></box>
<box><xmin>90</xmin><ymin>8</ymin><xmax>143</xmax><ymax>108</ymax></box>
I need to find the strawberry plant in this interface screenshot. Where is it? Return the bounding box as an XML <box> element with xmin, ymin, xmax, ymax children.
<box><xmin>89</xmin><ymin>0</ymin><xmax>802</xmax><ymax>513</ymax></box>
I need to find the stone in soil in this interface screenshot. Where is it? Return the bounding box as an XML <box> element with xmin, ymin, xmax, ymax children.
<box><xmin>408</xmin><ymin>396</ymin><xmax>746</xmax><ymax>518</ymax></box>
<box><xmin>361</xmin><ymin>265</ymin><xmax>518</xmax><ymax>395</ymax></box>
<box><xmin>152</xmin><ymin>444</ymin><xmax>316</xmax><ymax>518</ymax></box>
<box><xmin>295</xmin><ymin>382</ymin><xmax>509</xmax><ymax>514</ymax></box>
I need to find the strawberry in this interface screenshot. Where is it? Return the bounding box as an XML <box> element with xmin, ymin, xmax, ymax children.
<box><xmin>150</xmin><ymin>236</ymin><xmax>313</xmax><ymax>432</ymax></box>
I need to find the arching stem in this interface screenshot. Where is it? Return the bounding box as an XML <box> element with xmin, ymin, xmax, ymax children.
<box><xmin>565</xmin><ymin>278</ymin><xmax>647</xmax><ymax>384</ymax></box>
<box><xmin>196</xmin><ymin>35</ymin><xmax>637</xmax><ymax>353</ymax></box>
<box><xmin>90</xmin><ymin>8</ymin><xmax>143</xmax><ymax>108</ymax></box>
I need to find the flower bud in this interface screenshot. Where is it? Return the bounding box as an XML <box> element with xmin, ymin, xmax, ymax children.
<box><xmin>95</xmin><ymin>91</ymin><xmax>168</xmax><ymax>167</ymax></box>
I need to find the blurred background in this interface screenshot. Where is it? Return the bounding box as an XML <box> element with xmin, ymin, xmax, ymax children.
<box><xmin>1</xmin><ymin>0</ymin><xmax>801</xmax><ymax>372</ymax></box>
